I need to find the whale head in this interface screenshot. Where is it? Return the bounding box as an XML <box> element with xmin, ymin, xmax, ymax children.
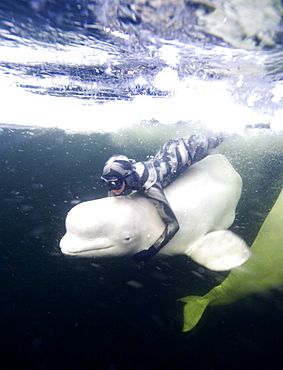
<box><xmin>60</xmin><ymin>195</ymin><xmax>165</xmax><ymax>257</ymax></box>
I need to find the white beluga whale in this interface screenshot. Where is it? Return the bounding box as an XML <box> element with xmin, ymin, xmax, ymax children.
<box><xmin>60</xmin><ymin>154</ymin><xmax>251</xmax><ymax>271</ymax></box>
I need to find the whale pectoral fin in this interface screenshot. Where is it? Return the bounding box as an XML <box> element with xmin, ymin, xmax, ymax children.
<box><xmin>186</xmin><ymin>230</ymin><xmax>251</xmax><ymax>271</ymax></box>
<box><xmin>178</xmin><ymin>296</ymin><xmax>210</xmax><ymax>332</ymax></box>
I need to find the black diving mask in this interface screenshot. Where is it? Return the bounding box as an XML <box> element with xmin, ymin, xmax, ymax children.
<box><xmin>101</xmin><ymin>176</ymin><xmax>124</xmax><ymax>191</ymax></box>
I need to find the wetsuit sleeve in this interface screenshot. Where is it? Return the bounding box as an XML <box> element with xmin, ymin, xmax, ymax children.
<box><xmin>133</xmin><ymin>184</ymin><xmax>179</xmax><ymax>262</ymax></box>
<box><xmin>184</xmin><ymin>134</ymin><xmax>225</xmax><ymax>164</ymax></box>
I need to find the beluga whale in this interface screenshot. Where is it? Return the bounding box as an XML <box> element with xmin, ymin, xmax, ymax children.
<box><xmin>60</xmin><ymin>154</ymin><xmax>251</xmax><ymax>271</ymax></box>
<box><xmin>179</xmin><ymin>186</ymin><xmax>283</xmax><ymax>331</ymax></box>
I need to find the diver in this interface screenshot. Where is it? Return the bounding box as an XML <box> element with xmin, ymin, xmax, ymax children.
<box><xmin>101</xmin><ymin>134</ymin><xmax>224</xmax><ymax>262</ymax></box>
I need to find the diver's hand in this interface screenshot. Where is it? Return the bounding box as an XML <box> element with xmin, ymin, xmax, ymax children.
<box><xmin>133</xmin><ymin>246</ymin><xmax>158</xmax><ymax>263</ymax></box>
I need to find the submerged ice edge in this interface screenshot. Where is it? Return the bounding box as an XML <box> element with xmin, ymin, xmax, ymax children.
<box><xmin>1</xmin><ymin>21</ymin><xmax>283</xmax><ymax>134</ymax></box>
<box><xmin>1</xmin><ymin>69</ymin><xmax>283</xmax><ymax>134</ymax></box>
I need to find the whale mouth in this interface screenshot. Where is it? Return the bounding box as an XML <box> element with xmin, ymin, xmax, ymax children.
<box><xmin>61</xmin><ymin>245</ymin><xmax>115</xmax><ymax>255</ymax></box>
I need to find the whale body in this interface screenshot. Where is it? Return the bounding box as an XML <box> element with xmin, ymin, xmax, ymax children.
<box><xmin>59</xmin><ymin>154</ymin><xmax>251</xmax><ymax>271</ymax></box>
<box><xmin>179</xmin><ymin>186</ymin><xmax>283</xmax><ymax>332</ymax></box>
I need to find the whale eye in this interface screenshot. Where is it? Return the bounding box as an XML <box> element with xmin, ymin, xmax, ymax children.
<box><xmin>124</xmin><ymin>236</ymin><xmax>131</xmax><ymax>242</ymax></box>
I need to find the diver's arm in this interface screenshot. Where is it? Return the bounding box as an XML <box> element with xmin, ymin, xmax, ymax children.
<box><xmin>134</xmin><ymin>184</ymin><xmax>179</xmax><ymax>262</ymax></box>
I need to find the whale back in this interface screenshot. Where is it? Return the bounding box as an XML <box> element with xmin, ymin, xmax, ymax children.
<box><xmin>161</xmin><ymin>154</ymin><xmax>242</xmax><ymax>255</ymax></box>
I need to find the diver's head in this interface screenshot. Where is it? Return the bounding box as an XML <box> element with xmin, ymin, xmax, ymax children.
<box><xmin>101</xmin><ymin>155</ymin><xmax>134</xmax><ymax>195</ymax></box>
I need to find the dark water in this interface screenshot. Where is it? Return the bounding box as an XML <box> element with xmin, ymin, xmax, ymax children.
<box><xmin>1</xmin><ymin>128</ymin><xmax>283</xmax><ymax>369</ymax></box>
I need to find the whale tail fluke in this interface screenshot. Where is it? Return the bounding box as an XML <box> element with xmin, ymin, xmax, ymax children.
<box><xmin>178</xmin><ymin>295</ymin><xmax>210</xmax><ymax>332</ymax></box>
